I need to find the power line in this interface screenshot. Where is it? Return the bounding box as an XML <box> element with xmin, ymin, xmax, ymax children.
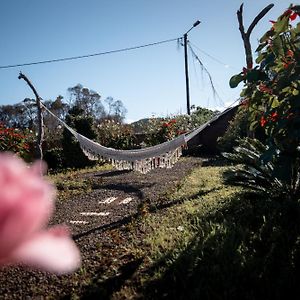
<box><xmin>188</xmin><ymin>44</ymin><xmax>224</xmax><ymax>107</ymax></box>
<box><xmin>189</xmin><ymin>41</ymin><xmax>240</xmax><ymax>71</ymax></box>
<box><xmin>0</xmin><ymin>37</ymin><xmax>180</xmax><ymax>70</ymax></box>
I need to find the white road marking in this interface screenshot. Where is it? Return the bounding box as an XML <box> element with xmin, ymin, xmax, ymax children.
<box><xmin>119</xmin><ymin>197</ymin><xmax>133</xmax><ymax>205</ymax></box>
<box><xmin>80</xmin><ymin>212</ymin><xmax>110</xmax><ymax>216</ymax></box>
<box><xmin>70</xmin><ymin>220</ymin><xmax>89</xmax><ymax>225</ymax></box>
<box><xmin>99</xmin><ymin>197</ymin><xmax>118</xmax><ymax>204</ymax></box>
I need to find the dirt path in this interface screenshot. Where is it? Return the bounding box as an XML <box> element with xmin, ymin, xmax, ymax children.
<box><xmin>0</xmin><ymin>157</ymin><xmax>201</xmax><ymax>300</ymax></box>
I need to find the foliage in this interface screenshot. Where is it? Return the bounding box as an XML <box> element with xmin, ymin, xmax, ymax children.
<box><xmin>142</xmin><ymin>106</ymin><xmax>217</xmax><ymax>146</ymax></box>
<box><xmin>43</xmin><ymin>147</ymin><xmax>65</xmax><ymax>171</ymax></box>
<box><xmin>96</xmin><ymin>119</ymin><xmax>140</xmax><ymax>150</ymax></box>
<box><xmin>223</xmin><ymin>137</ymin><xmax>291</xmax><ymax>197</ymax></box>
<box><xmin>0</xmin><ymin>122</ymin><xmax>32</xmax><ymax>159</ymax></box>
<box><xmin>228</xmin><ymin>5</ymin><xmax>300</xmax><ymax>201</ymax></box>
<box><xmin>67</xmin><ymin>84</ymin><xmax>127</xmax><ymax>122</ymax></box>
<box><xmin>123</xmin><ymin>163</ymin><xmax>300</xmax><ymax>299</ymax></box>
<box><xmin>62</xmin><ymin>106</ymin><xmax>97</xmax><ymax>168</ymax></box>
<box><xmin>67</xmin><ymin>84</ymin><xmax>104</xmax><ymax>119</ymax></box>
<box><xmin>217</xmin><ymin>105</ymin><xmax>249</xmax><ymax>152</ymax></box>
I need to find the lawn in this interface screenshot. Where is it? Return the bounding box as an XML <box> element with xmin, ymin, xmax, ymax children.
<box><xmin>1</xmin><ymin>158</ymin><xmax>299</xmax><ymax>299</ymax></box>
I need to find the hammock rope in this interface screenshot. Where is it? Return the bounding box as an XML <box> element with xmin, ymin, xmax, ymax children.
<box><xmin>41</xmin><ymin>103</ymin><xmax>235</xmax><ymax>173</ymax></box>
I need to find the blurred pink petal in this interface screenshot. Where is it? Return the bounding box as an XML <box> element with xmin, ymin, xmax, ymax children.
<box><xmin>10</xmin><ymin>226</ymin><xmax>81</xmax><ymax>274</ymax></box>
<box><xmin>0</xmin><ymin>152</ymin><xmax>81</xmax><ymax>274</ymax></box>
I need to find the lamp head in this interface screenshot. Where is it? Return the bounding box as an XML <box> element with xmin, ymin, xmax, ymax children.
<box><xmin>193</xmin><ymin>20</ymin><xmax>201</xmax><ymax>27</ymax></box>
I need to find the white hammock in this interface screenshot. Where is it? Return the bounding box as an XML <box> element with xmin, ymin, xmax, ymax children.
<box><xmin>42</xmin><ymin>103</ymin><xmax>233</xmax><ymax>173</ymax></box>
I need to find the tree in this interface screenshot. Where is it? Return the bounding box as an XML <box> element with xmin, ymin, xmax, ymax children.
<box><xmin>67</xmin><ymin>84</ymin><xmax>105</xmax><ymax>119</ymax></box>
<box><xmin>62</xmin><ymin>105</ymin><xmax>97</xmax><ymax>168</ymax></box>
<box><xmin>104</xmin><ymin>97</ymin><xmax>127</xmax><ymax>122</ymax></box>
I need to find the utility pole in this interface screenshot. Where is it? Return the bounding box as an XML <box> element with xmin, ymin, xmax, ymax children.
<box><xmin>183</xmin><ymin>33</ymin><xmax>191</xmax><ymax>115</ymax></box>
<box><xmin>183</xmin><ymin>20</ymin><xmax>201</xmax><ymax>115</ymax></box>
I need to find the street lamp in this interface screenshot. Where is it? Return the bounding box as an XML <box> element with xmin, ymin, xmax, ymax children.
<box><xmin>183</xmin><ymin>20</ymin><xmax>201</xmax><ymax>115</ymax></box>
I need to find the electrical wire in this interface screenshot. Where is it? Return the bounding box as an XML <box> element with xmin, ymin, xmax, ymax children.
<box><xmin>0</xmin><ymin>37</ymin><xmax>180</xmax><ymax>70</ymax></box>
<box><xmin>189</xmin><ymin>41</ymin><xmax>240</xmax><ymax>71</ymax></box>
<box><xmin>188</xmin><ymin>43</ymin><xmax>224</xmax><ymax>106</ymax></box>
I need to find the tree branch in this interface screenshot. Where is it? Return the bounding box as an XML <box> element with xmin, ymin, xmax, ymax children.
<box><xmin>18</xmin><ymin>72</ymin><xmax>44</xmax><ymax>161</ymax></box>
<box><xmin>247</xmin><ymin>4</ymin><xmax>274</xmax><ymax>38</ymax></box>
<box><xmin>237</xmin><ymin>3</ymin><xmax>274</xmax><ymax>69</ymax></box>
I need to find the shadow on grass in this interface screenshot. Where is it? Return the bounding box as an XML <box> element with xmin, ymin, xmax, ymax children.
<box><xmin>73</xmin><ymin>188</ymin><xmax>217</xmax><ymax>241</ymax></box>
<box><xmin>148</xmin><ymin>187</ymin><xmax>221</xmax><ymax>212</ymax></box>
<box><xmin>79</xmin><ymin>258</ymin><xmax>144</xmax><ymax>300</ymax></box>
<box><xmin>96</xmin><ymin>182</ymin><xmax>155</xmax><ymax>200</ymax></box>
<box><xmin>94</xmin><ymin>169</ymin><xmax>132</xmax><ymax>178</ymax></box>
<box><xmin>140</xmin><ymin>191</ymin><xmax>300</xmax><ymax>300</ymax></box>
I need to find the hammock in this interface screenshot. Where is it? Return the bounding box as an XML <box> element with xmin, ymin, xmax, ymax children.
<box><xmin>42</xmin><ymin>103</ymin><xmax>233</xmax><ymax>173</ymax></box>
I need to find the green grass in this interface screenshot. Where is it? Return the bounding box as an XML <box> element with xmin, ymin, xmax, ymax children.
<box><xmin>44</xmin><ymin>161</ymin><xmax>300</xmax><ymax>299</ymax></box>
<box><xmin>113</xmin><ymin>164</ymin><xmax>300</xmax><ymax>300</ymax></box>
<box><xmin>47</xmin><ymin>163</ymin><xmax>112</xmax><ymax>199</ymax></box>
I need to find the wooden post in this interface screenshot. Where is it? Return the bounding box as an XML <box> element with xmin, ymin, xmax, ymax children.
<box><xmin>18</xmin><ymin>72</ymin><xmax>44</xmax><ymax>161</ymax></box>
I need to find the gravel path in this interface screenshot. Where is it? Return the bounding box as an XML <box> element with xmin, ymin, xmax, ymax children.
<box><xmin>0</xmin><ymin>157</ymin><xmax>201</xmax><ymax>300</ymax></box>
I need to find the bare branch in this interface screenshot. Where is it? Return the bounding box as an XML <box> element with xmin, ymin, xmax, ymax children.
<box><xmin>18</xmin><ymin>72</ymin><xmax>44</xmax><ymax>161</ymax></box>
<box><xmin>236</xmin><ymin>3</ymin><xmax>274</xmax><ymax>69</ymax></box>
<box><xmin>247</xmin><ymin>4</ymin><xmax>274</xmax><ymax>38</ymax></box>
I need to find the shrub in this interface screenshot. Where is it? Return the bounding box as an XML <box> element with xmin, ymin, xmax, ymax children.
<box><xmin>227</xmin><ymin>5</ymin><xmax>300</xmax><ymax>201</ymax></box>
<box><xmin>43</xmin><ymin>147</ymin><xmax>64</xmax><ymax>171</ymax></box>
<box><xmin>217</xmin><ymin>106</ymin><xmax>248</xmax><ymax>152</ymax></box>
<box><xmin>96</xmin><ymin>119</ymin><xmax>139</xmax><ymax>150</ymax></box>
<box><xmin>62</xmin><ymin>106</ymin><xmax>97</xmax><ymax>169</ymax></box>
<box><xmin>143</xmin><ymin>107</ymin><xmax>217</xmax><ymax>146</ymax></box>
<box><xmin>0</xmin><ymin>122</ymin><xmax>32</xmax><ymax>160</ymax></box>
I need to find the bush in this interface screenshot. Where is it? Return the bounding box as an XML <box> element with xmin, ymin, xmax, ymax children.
<box><xmin>43</xmin><ymin>147</ymin><xmax>64</xmax><ymax>171</ymax></box>
<box><xmin>62</xmin><ymin>106</ymin><xmax>97</xmax><ymax>169</ymax></box>
<box><xmin>217</xmin><ymin>105</ymin><xmax>248</xmax><ymax>152</ymax></box>
<box><xmin>0</xmin><ymin>123</ymin><xmax>33</xmax><ymax>160</ymax></box>
<box><xmin>96</xmin><ymin>119</ymin><xmax>140</xmax><ymax>150</ymax></box>
<box><xmin>142</xmin><ymin>107</ymin><xmax>217</xmax><ymax>146</ymax></box>
<box><xmin>227</xmin><ymin>5</ymin><xmax>300</xmax><ymax>201</ymax></box>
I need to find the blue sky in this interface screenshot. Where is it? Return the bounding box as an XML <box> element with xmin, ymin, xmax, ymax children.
<box><xmin>0</xmin><ymin>0</ymin><xmax>294</xmax><ymax>122</ymax></box>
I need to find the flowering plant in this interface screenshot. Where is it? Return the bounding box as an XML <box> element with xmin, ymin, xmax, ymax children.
<box><xmin>229</xmin><ymin>4</ymin><xmax>300</xmax><ymax>199</ymax></box>
<box><xmin>0</xmin><ymin>123</ymin><xmax>32</xmax><ymax>159</ymax></box>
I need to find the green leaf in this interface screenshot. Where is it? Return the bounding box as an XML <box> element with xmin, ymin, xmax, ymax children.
<box><xmin>250</xmin><ymin>120</ymin><xmax>259</xmax><ymax>131</ymax></box>
<box><xmin>294</xmin><ymin>22</ymin><xmax>300</xmax><ymax>34</ymax></box>
<box><xmin>246</xmin><ymin>69</ymin><xmax>267</xmax><ymax>83</ymax></box>
<box><xmin>256</xmin><ymin>42</ymin><xmax>268</xmax><ymax>53</ymax></box>
<box><xmin>256</xmin><ymin>53</ymin><xmax>266</xmax><ymax>64</ymax></box>
<box><xmin>260</xmin><ymin>30</ymin><xmax>274</xmax><ymax>43</ymax></box>
<box><xmin>271</xmin><ymin>97</ymin><xmax>280</xmax><ymax>108</ymax></box>
<box><xmin>273</xmin><ymin>16</ymin><xmax>289</xmax><ymax>34</ymax></box>
<box><xmin>229</xmin><ymin>73</ymin><xmax>244</xmax><ymax>88</ymax></box>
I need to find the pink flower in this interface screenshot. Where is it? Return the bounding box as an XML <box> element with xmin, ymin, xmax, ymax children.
<box><xmin>0</xmin><ymin>153</ymin><xmax>81</xmax><ymax>274</ymax></box>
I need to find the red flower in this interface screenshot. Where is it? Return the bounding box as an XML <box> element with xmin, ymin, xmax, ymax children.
<box><xmin>283</xmin><ymin>9</ymin><xmax>299</xmax><ymax>21</ymax></box>
<box><xmin>270</xmin><ymin>112</ymin><xmax>278</xmax><ymax>122</ymax></box>
<box><xmin>259</xmin><ymin>84</ymin><xmax>273</xmax><ymax>94</ymax></box>
<box><xmin>286</xmin><ymin>49</ymin><xmax>294</xmax><ymax>57</ymax></box>
<box><xmin>284</xmin><ymin>9</ymin><xmax>293</xmax><ymax>16</ymax></box>
<box><xmin>240</xmin><ymin>98</ymin><xmax>249</xmax><ymax>107</ymax></box>
<box><xmin>260</xmin><ymin>116</ymin><xmax>267</xmax><ymax>127</ymax></box>
<box><xmin>290</xmin><ymin>12</ymin><xmax>298</xmax><ymax>21</ymax></box>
